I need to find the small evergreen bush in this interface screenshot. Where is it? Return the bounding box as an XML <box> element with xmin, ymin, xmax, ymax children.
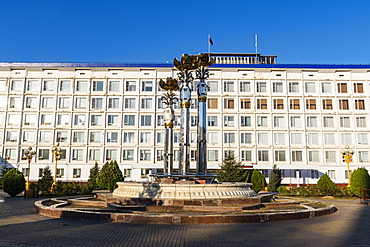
<box><xmin>2</xmin><ymin>169</ymin><xmax>25</xmax><ymax>197</ymax></box>
<box><xmin>317</xmin><ymin>174</ymin><xmax>337</xmax><ymax>196</ymax></box>
<box><xmin>267</xmin><ymin>165</ymin><xmax>282</xmax><ymax>192</ymax></box>
<box><xmin>88</xmin><ymin>162</ymin><xmax>100</xmax><ymax>189</ymax></box>
<box><xmin>217</xmin><ymin>154</ymin><xmax>248</xmax><ymax>182</ymax></box>
<box><xmin>38</xmin><ymin>166</ymin><xmax>53</xmax><ymax>193</ymax></box>
<box><xmin>350</xmin><ymin>167</ymin><xmax>370</xmax><ymax>197</ymax></box>
<box><xmin>96</xmin><ymin>160</ymin><xmax>124</xmax><ymax>192</ymax></box>
<box><xmin>251</xmin><ymin>169</ymin><xmax>266</xmax><ymax>193</ymax></box>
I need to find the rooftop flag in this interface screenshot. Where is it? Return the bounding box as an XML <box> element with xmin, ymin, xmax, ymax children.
<box><xmin>209</xmin><ymin>37</ymin><xmax>214</xmax><ymax>45</ymax></box>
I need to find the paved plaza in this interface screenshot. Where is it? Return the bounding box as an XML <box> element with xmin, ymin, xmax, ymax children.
<box><xmin>0</xmin><ymin>190</ymin><xmax>369</xmax><ymax>247</ymax></box>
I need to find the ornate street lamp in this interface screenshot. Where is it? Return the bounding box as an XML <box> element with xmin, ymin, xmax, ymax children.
<box><xmin>158</xmin><ymin>77</ymin><xmax>179</xmax><ymax>175</ymax></box>
<box><xmin>23</xmin><ymin>147</ymin><xmax>36</xmax><ymax>190</ymax></box>
<box><xmin>51</xmin><ymin>143</ymin><xmax>62</xmax><ymax>188</ymax></box>
<box><xmin>341</xmin><ymin>145</ymin><xmax>354</xmax><ymax>187</ymax></box>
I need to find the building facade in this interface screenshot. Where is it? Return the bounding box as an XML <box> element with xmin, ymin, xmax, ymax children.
<box><xmin>1</xmin><ymin>53</ymin><xmax>370</xmax><ymax>185</ymax></box>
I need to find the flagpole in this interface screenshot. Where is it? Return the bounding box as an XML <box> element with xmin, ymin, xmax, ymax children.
<box><xmin>208</xmin><ymin>34</ymin><xmax>211</xmax><ymax>53</ymax></box>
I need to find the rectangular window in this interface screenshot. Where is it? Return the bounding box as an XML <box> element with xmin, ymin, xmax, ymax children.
<box><xmin>258</xmin><ymin>150</ymin><xmax>269</xmax><ymax>161</ymax></box>
<box><xmin>322</xmin><ymin>99</ymin><xmax>333</xmax><ymax>110</ymax></box>
<box><xmin>27</xmin><ymin>80</ymin><xmax>38</xmax><ymax>91</ymax></box>
<box><xmin>60</xmin><ymin>80</ymin><xmax>71</xmax><ymax>91</ymax></box>
<box><xmin>208</xmin><ymin>150</ymin><xmax>219</xmax><ymax>161</ymax></box>
<box><xmin>356</xmin><ymin>117</ymin><xmax>367</xmax><ymax>128</ymax></box>
<box><xmin>76</xmin><ymin>81</ymin><xmax>88</xmax><ymax>92</ymax></box>
<box><xmin>224</xmin><ymin>81</ymin><xmax>234</xmax><ymax>92</ymax></box>
<box><xmin>6</xmin><ymin>131</ymin><xmax>18</xmax><ymax>142</ymax></box>
<box><xmin>124</xmin><ymin>115</ymin><xmax>135</xmax><ymax>126</ymax></box>
<box><xmin>208</xmin><ymin>81</ymin><xmax>218</xmax><ymax>92</ymax></box>
<box><xmin>140</xmin><ymin>132</ymin><xmax>151</xmax><ymax>143</ymax></box>
<box><xmin>308</xmin><ymin>133</ymin><xmax>319</xmax><ymax>145</ymax></box>
<box><xmin>73</xmin><ymin>132</ymin><xmax>85</xmax><ymax>143</ymax></box>
<box><xmin>291</xmin><ymin>133</ymin><xmax>302</xmax><ymax>144</ymax></box>
<box><xmin>305</xmin><ymin>82</ymin><xmax>315</xmax><ymax>93</ymax></box>
<box><xmin>107</xmin><ymin>132</ymin><xmax>118</xmax><ymax>143</ymax></box>
<box><xmin>354</xmin><ymin>83</ymin><xmax>364</xmax><ymax>93</ymax></box>
<box><xmin>309</xmin><ymin>151</ymin><xmax>320</xmax><ymax>162</ymax></box>
<box><xmin>123</xmin><ymin>150</ymin><xmax>134</xmax><ymax>161</ymax></box>
<box><xmin>56</xmin><ymin>131</ymin><xmax>68</xmax><ymax>142</ymax></box>
<box><xmin>256</xmin><ymin>82</ymin><xmax>267</xmax><ymax>93</ymax></box>
<box><xmin>108</xmin><ymin>98</ymin><xmax>120</xmax><ymax>109</ymax></box>
<box><xmin>157</xmin><ymin>132</ymin><xmax>164</xmax><ymax>144</ymax></box>
<box><xmin>258</xmin><ymin>133</ymin><xmax>268</xmax><ymax>144</ymax></box>
<box><xmin>325</xmin><ymin>151</ymin><xmax>336</xmax><ymax>163</ymax></box>
<box><xmin>290</xmin><ymin>99</ymin><xmax>300</xmax><ymax>109</ymax></box>
<box><xmin>125</xmin><ymin>81</ymin><xmax>136</xmax><ymax>91</ymax></box>
<box><xmin>241</xmin><ymin>150</ymin><xmax>252</xmax><ymax>161</ymax></box>
<box><xmin>324</xmin><ymin>133</ymin><xmax>335</xmax><ymax>144</ymax></box>
<box><xmin>90</xmin><ymin>132</ymin><xmax>102</xmax><ymax>143</ymax></box>
<box><xmin>292</xmin><ymin>151</ymin><xmax>303</xmax><ymax>162</ymax></box>
<box><xmin>56</xmin><ymin>168</ymin><xmax>64</xmax><ymax>178</ymax></box>
<box><xmin>257</xmin><ymin>99</ymin><xmax>267</xmax><ymax>109</ymax></box>
<box><xmin>89</xmin><ymin>149</ymin><xmax>101</xmax><ymax>161</ymax></box>
<box><xmin>224</xmin><ymin>99</ymin><xmax>234</xmax><ymax>109</ymax></box>
<box><xmin>306</xmin><ymin>99</ymin><xmax>316</xmax><ymax>110</ymax></box>
<box><xmin>274</xmin><ymin>133</ymin><xmax>285</xmax><ymax>144</ymax></box>
<box><xmin>109</xmin><ymin>81</ymin><xmax>120</xmax><ymax>92</ymax></box>
<box><xmin>257</xmin><ymin>116</ymin><xmax>268</xmax><ymax>127</ymax></box>
<box><xmin>191</xmin><ymin>116</ymin><xmax>198</xmax><ymax>127</ymax></box>
<box><xmin>224</xmin><ymin>116</ymin><xmax>235</xmax><ymax>127</ymax></box>
<box><xmin>207</xmin><ymin>98</ymin><xmax>218</xmax><ymax>109</ymax></box>
<box><xmin>73</xmin><ymin>168</ymin><xmax>81</xmax><ymax>178</ymax></box>
<box><xmin>91</xmin><ymin>115</ymin><xmax>102</xmax><ymax>126</ymax></box>
<box><xmin>224</xmin><ymin>133</ymin><xmax>236</xmax><ymax>144</ymax></box>
<box><xmin>140</xmin><ymin>150</ymin><xmax>151</xmax><ymax>161</ymax></box>
<box><xmin>338</xmin><ymin>99</ymin><xmax>349</xmax><ymax>110</ymax></box>
<box><xmin>141</xmin><ymin>98</ymin><xmax>152</xmax><ymax>109</ymax></box>
<box><xmin>273</xmin><ymin>116</ymin><xmax>285</xmax><ymax>127</ymax></box>
<box><xmin>307</xmin><ymin>116</ymin><xmax>317</xmax><ymax>128</ymax></box>
<box><xmin>92</xmin><ymin>98</ymin><xmax>103</xmax><ymax>109</ymax></box>
<box><xmin>290</xmin><ymin>116</ymin><xmax>301</xmax><ymax>128</ymax></box>
<box><xmin>358</xmin><ymin>133</ymin><xmax>368</xmax><ymax>145</ymax></box>
<box><xmin>39</xmin><ymin>131</ymin><xmax>51</xmax><ymax>143</ymax></box>
<box><xmin>273</xmin><ymin>99</ymin><xmax>284</xmax><ymax>109</ymax></box>
<box><xmin>275</xmin><ymin>151</ymin><xmax>286</xmax><ymax>162</ymax></box>
<box><xmin>92</xmin><ymin>81</ymin><xmax>104</xmax><ymax>92</ymax></box>
<box><xmin>9</xmin><ymin>97</ymin><xmax>21</xmax><ymax>109</ymax></box>
<box><xmin>157</xmin><ymin>115</ymin><xmax>164</xmax><ymax>126</ymax></box>
<box><xmin>240</xmin><ymin>81</ymin><xmax>250</xmax><ymax>92</ymax></box>
<box><xmin>106</xmin><ymin>149</ymin><xmax>117</xmax><ymax>161</ymax></box>
<box><xmin>58</xmin><ymin>97</ymin><xmax>70</xmax><ymax>109</ymax></box>
<box><xmin>24</xmin><ymin>114</ymin><xmax>37</xmax><ymax>126</ymax></box>
<box><xmin>74</xmin><ymin>114</ymin><xmax>86</xmax><ymax>126</ymax></box>
<box><xmin>156</xmin><ymin>150</ymin><xmax>164</xmax><ymax>161</ymax></box>
<box><xmin>323</xmin><ymin>116</ymin><xmax>334</xmax><ymax>127</ymax></box>
<box><xmin>43</xmin><ymin>80</ymin><xmax>54</xmax><ymax>91</ymax></box>
<box><xmin>40</xmin><ymin>114</ymin><xmax>52</xmax><ymax>125</ymax></box>
<box><xmin>337</xmin><ymin>83</ymin><xmax>347</xmax><ymax>93</ymax></box>
<box><xmin>42</xmin><ymin>97</ymin><xmax>53</xmax><ymax>108</ymax></box>
<box><xmin>141</xmin><ymin>115</ymin><xmax>152</xmax><ymax>126</ymax></box>
<box><xmin>359</xmin><ymin>151</ymin><xmax>369</xmax><ymax>162</ymax></box>
<box><xmin>289</xmin><ymin>82</ymin><xmax>299</xmax><ymax>93</ymax></box>
<box><xmin>23</xmin><ymin>131</ymin><xmax>35</xmax><ymax>142</ymax></box>
<box><xmin>39</xmin><ymin>149</ymin><xmax>50</xmax><ymax>160</ymax></box>
<box><xmin>322</xmin><ymin>83</ymin><xmax>331</xmax><ymax>93</ymax></box>
<box><xmin>208</xmin><ymin>116</ymin><xmax>218</xmax><ymax>127</ymax></box>
<box><xmin>240</xmin><ymin>116</ymin><xmax>251</xmax><ymax>127</ymax></box>
<box><xmin>240</xmin><ymin>132</ymin><xmax>252</xmax><ymax>144</ymax></box>
<box><xmin>207</xmin><ymin>132</ymin><xmax>218</xmax><ymax>144</ymax></box>
<box><xmin>328</xmin><ymin>170</ymin><xmax>336</xmax><ymax>179</ymax></box>
<box><xmin>273</xmin><ymin>82</ymin><xmax>283</xmax><ymax>93</ymax></box>
<box><xmin>141</xmin><ymin>81</ymin><xmax>153</xmax><ymax>92</ymax></box>
<box><xmin>340</xmin><ymin>117</ymin><xmax>351</xmax><ymax>128</ymax></box>
<box><xmin>240</xmin><ymin>99</ymin><xmax>251</xmax><ymax>109</ymax></box>
<box><xmin>75</xmin><ymin>97</ymin><xmax>87</xmax><ymax>109</ymax></box>
<box><xmin>355</xmin><ymin>100</ymin><xmax>365</xmax><ymax>110</ymax></box>
<box><xmin>107</xmin><ymin>115</ymin><xmax>119</xmax><ymax>126</ymax></box>
<box><xmin>123</xmin><ymin>132</ymin><xmax>134</xmax><ymax>143</ymax></box>
<box><xmin>25</xmin><ymin>97</ymin><xmax>37</xmax><ymax>108</ymax></box>
<box><xmin>341</xmin><ymin>133</ymin><xmax>352</xmax><ymax>145</ymax></box>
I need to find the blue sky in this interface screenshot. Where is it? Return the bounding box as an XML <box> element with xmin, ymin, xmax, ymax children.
<box><xmin>1</xmin><ymin>0</ymin><xmax>370</xmax><ymax>64</ymax></box>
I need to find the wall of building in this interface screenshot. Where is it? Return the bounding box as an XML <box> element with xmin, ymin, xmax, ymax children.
<box><xmin>0</xmin><ymin>64</ymin><xmax>369</xmax><ymax>185</ymax></box>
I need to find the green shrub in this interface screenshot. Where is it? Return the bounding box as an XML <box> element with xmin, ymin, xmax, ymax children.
<box><xmin>96</xmin><ymin>160</ymin><xmax>124</xmax><ymax>192</ymax></box>
<box><xmin>350</xmin><ymin>167</ymin><xmax>370</xmax><ymax>197</ymax></box>
<box><xmin>217</xmin><ymin>154</ymin><xmax>248</xmax><ymax>182</ymax></box>
<box><xmin>251</xmin><ymin>169</ymin><xmax>266</xmax><ymax>193</ymax></box>
<box><xmin>38</xmin><ymin>165</ymin><xmax>53</xmax><ymax>193</ymax></box>
<box><xmin>317</xmin><ymin>174</ymin><xmax>337</xmax><ymax>196</ymax></box>
<box><xmin>267</xmin><ymin>165</ymin><xmax>282</xmax><ymax>192</ymax></box>
<box><xmin>88</xmin><ymin>162</ymin><xmax>100</xmax><ymax>189</ymax></box>
<box><xmin>2</xmin><ymin>169</ymin><xmax>25</xmax><ymax>197</ymax></box>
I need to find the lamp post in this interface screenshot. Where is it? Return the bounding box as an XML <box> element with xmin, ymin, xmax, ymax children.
<box><xmin>341</xmin><ymin>145</ymin><xmax>354</xmax><ymax>187</ymax></box>
<box><xmin>23</xmin><ymin>147</ymin><xmax>36</xmax><ymax>190</ymax></box>
<box><xmin>51</xmin><ymin>143</ymin><xmax>62</xmax><ymax>188</ymax></box>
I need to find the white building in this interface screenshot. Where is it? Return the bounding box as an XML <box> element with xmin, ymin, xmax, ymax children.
<box><xmin>0</xmin><ymin>53</ymin><xmax>369</xmax><ymax>185</ymax></box>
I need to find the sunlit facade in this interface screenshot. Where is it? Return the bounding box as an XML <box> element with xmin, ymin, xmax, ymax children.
<box><xmin>1</xmin><ymin>53</ymin><xmax>370</xmax><ymax>185</ymax></box>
